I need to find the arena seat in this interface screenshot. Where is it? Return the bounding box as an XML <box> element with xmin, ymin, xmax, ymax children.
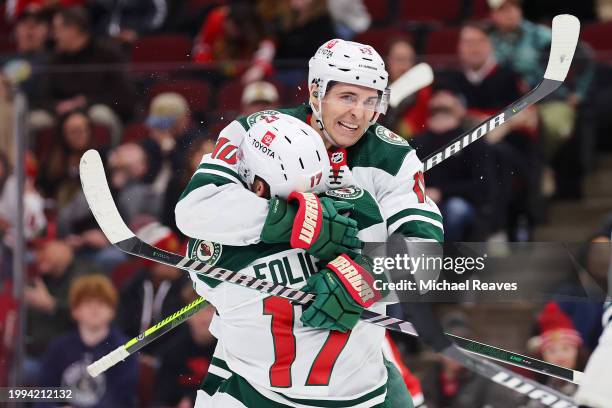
<box><xmin>354</xmin><ymin>27</ymin><xmax>412</xmax><ymax>55</ymax></box>
<box><xmin>122</xmin><ymin>123</ymin><xmax>149</xmax><ymax>144</ymax></box>
<box><xmin>581</xmin><ymin>22</ymin><xmax>612</xmax><ymax>61</ymax></box>
<box><xmin>424</xmin><ymin>26</ymin><xmax>461</xmax><ymax>66</ymax></box>
<box><xmin>363</xmin><ymin>0</ymin><xmax>390</xmax><ymax>25</ymax></box>
<box><xmin>131</xmin><ymin>34</ymin><xmax>192</xmax><ymax>65</ymax></box>
<box><xmin>400</xmin><ymin>0</ymin><xmax>462</xmax><ymax>23</ymax></box>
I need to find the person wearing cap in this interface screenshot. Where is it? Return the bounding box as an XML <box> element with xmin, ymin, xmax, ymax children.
<box><xmin>37</xmin><ymin>274</ymin><xmax>138</xmax><ymax>407</ymax></box>
<box><xmin>410</xmin><ymin>85</ymin><xmax>496</xmax><ymax>241</ymax></box>
<box><xmin>141</xmin><ymin>92</ymin><xmax>203</xmax><ymax>194</ymax></box>
<box><xmin>115</xmin><ymin>222</ymin><xmax>190</xmax><ymax>358</ymax></box>
<box><xmin>240</xmin><ymin>80</ymin><xmax>279</xmax><ymax>115</ymax></box>
<box><xmin>524</xmin><ymin>302</ymin><xmax>588</xmax><ymax>407</ymax></box>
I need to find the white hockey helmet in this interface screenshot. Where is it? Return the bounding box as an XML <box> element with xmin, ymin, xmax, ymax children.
<box><xmin>237</xmin><ymin>113</ymin><xmax>330</xmax><ymax>199</ymax></box>
<box><xmin>308</xmin><ymin>39</ymin><xmax>390</xmax><ymax>145</ymax></box>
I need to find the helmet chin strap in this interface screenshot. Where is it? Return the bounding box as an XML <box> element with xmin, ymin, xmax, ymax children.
<box><xmin>309</xmin><ymin>98</ymin><xmax>340</xmax><ymax>148</ymax></box>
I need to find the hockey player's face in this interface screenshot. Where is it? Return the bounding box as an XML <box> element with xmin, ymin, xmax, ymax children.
<box><xmin>321</xmin><ymin>83</ymin><xmax>378</xmax><ymax>147</ymax></box>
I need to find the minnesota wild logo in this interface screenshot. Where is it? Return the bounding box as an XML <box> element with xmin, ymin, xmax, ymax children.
<box><xmin>326</xmin><ymin>186</ymin><xmax>364</xmax><ymax>199</ymax></box>
<box><xmin>375</xmin><ymin>126</ymin><xmax>408</xmax><ymax>146</ymax></box>
<box><xmin>192</xmin><ymin>240</ymin><xmax>222</xmax><ymax>265</ymax></box>
<box><xmin>247</xmin><ymin>110</ymin><xmax>282</xmax><ymax>126</ymax></box>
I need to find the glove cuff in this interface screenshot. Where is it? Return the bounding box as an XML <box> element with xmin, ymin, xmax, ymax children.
<box><xmin>260</xmin><ymin>197</ymin><xmax>297</xmax><ymax>243</ymax></box>
<box><xmin>288</xmin><ymin>192</ymin><xmax>323</xmax><ymax>249</ymax></box>
<box><xmin>326</xmin><ymin>254</ymin><xmax>382</xmax><ymax>308</ymax></box>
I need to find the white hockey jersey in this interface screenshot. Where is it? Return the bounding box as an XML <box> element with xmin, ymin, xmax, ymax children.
<box><xmin>175</xmin><ymin>105</ymin><xmax>443</xmax><ymax>246</ymax></box>
<box><xmin>187</xmin><ymin>188</ymin><xmax>390</xmax><ymax>406</ymax></box>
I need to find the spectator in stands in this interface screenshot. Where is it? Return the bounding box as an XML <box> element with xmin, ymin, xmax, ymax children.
<box><xmin>192</xmin><ymin>0</ymin><xmax>273</xmax><ymax>81</ymax></box>
<box><xmin>162</xmin><ymin>137</ymin><xmax>215</xmax><ymax>236</ymax></box>
<box><xmin>56</xmin><ymin>144</ymin><xmax>159</xmax><ymax>271</ymax></box>
<box><xmin>240</xmin><ymin>80</ymin><xmax>280</xmax><ymax>115</ymax></box>
<box><xmin>553</xmin><ymin>216</ymin><xmax>612</xmax><ymax>350</ymax></box>
<box><xmin>488</xmin><ymin>0</ymin><xmax>596</xmax><ymax>200</ymax></box>
<box><xmin>0</xmin><ymin>150</ymin><xmax>46</xmax><ymax>248</ymax></box>
<box><xmin>90</xmin><ymin>0</ymin><xmax>168</xmax><ymax>44</ymax></box>
<box><xmin>116</xmin><ymin>222</ymin><xmax>189</xmax><ymax>359</ymax></box>
<box><xmin>264</xmin><ymin>0</ymin><xmax>336</xmax><ymax>85</ymax></box>
<box><xmin>0</xmin><ymin>74</ymin><xmax>14</xmax><ymax>164</ymax></box>
<box><xmin>37</xmin><ymin>274</ymin><xmax>137</xmax><ymax>407</ymax></box>
<box><xmin>381</xmin><ymin>37</ymin><xmax>431</xmax><ymax>138</ymax></box>
<box><xmin>488</xmin><ymin>0</ymin><xmax>594</xmax><ymax>102</ymax></box>
<box><xmin>524</xmin><ymin>302</ymin><xmax>589</xmax><ymax>407</ymax></box>
<box><xmin>37</xmin><ymin>109</ymin><xmax>95</xmax><ymax>208</ymax></box>
<box><xmin>4</xmin><ymin>1</ymin><xmax>83</xmax><ymax>22</ymax></box>
<box><xmin>24</xmin><ymin>239</ymin><xmax>101</xmax><ymax>381</ymax></box>
<box><xmin>32</xmin><ymin>6</ymin><xmax>134</xmax><ymax>144</ymax></box>
<box><xmin>421</xmin><ymin>312</ymin><xmax>521</xmax><ymax>407</ymax></box>
<box><xmin>441</xmin><ymin>22</ymin><xmax>540</xmax><ymax>240</ymax></box>
<box><xmin>411</xmin><ymin>85</ymin><xmax>496</xmax><ymax>241</ymax></box>
<box><xmin>327</xmin><ymin>0</ymin><xmax>371</xmax><ymax>40</ymax></box>
<box><xmin>155</xmin><ymin>296</ymin><xmax>217</xmax><ymax>407</ymax></box>
<box><xmin>1</xmin><ymin>7</ymin><xmax>49</xmax><ymax>104</ymax></box>
<box><xmin>142</xmin><ymin>92</ymin><xmax>203</xmax><ymax>194</ymax></box>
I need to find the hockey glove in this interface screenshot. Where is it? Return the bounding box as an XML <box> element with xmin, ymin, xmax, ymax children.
<box><xmin>260</xmin><ymin>192</ymin><xmax>362</xmax><ymax>261</ymax></box>
<box><xmin>300</xmin><ymin>254</ymin><xmax>386</xmax><ymax>332</ymax></box>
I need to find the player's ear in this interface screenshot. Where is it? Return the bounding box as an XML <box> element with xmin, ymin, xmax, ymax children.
<box><xmin>252</xmin><ymin>177</ymin><xmax>271</xmax><ymax>199</ymax></box>
<box><xmin>309</xmin><ymin>83</ymin><xmax>321</xmax><ymax>112</ymax></box>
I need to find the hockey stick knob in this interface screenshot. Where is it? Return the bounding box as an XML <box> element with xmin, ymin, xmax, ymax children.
<box><xmin>87</xmin><ymin>346</ymin><xmax>130</xmax><ymax>377</ymax></box>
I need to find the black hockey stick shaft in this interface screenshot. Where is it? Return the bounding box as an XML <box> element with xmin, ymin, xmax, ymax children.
<box><xmin>422</xmin><ymin>79</ymin><xmax>560</xmax><ymax>171</ymax></box>
<box><xmin>79</xmin><ymin>148</ymin><xmax>582</xmax><ymax>384</ymax></box>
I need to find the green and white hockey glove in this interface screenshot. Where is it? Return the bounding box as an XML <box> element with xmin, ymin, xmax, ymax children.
<box><xmin>300</xmin><ymin>254</ymin><xmax>386</xmax><ymax>332</ymax></box>
<box><xmin>260</xmin><ymin>192</ymin><xmax>362</xmax><ymax>261</ymax></box>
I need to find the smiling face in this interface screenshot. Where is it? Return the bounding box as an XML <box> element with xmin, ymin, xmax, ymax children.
<box><xmin>311</xmin><ymin>82</ymin><xmax>379</xmax><ymax>148</ymax></box>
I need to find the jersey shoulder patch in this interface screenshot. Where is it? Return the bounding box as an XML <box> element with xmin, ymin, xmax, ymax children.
<box><xmin>373</xmin><ymin>125</ymin><xmax>410</xmax><ymax>146</ymax></box>
<box><xmin>236</xmin><ymin>105</ymin><xmax>310</xmax><ymax>131</ymax></box>
<box><xmin>348</xmin><ymin>124</ymin><xmax>414</xmax><ymax>176</ymax></box>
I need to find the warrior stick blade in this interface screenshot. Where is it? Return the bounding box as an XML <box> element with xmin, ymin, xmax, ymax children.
<box><xmin>79</xmin><ymin>149</ymin><xmax>135</xmax><ymax>244</ymax></box>
<box><xmin>388</xmin><ymin>62</ymin><xmax>434</xmax><ymax>108</ymax></box>
<box><xmin>544</xmin><ymin>14</ymin><xmax>580</xmax><ymax>82</ymax></box>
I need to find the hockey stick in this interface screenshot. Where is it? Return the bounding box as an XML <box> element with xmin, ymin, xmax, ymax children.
<box><xmin>87</xmin><ymin>296</ymin><xmax>208</xmax><ymax>377</ymax></box>
<box><xmin>422</xmin><ymin>14</ymin><xmax>580</xmax><ymax>171</ymax></box>
<box><xmin>404</xmin><ymin>299</ymin><xmax>578</xmax><ymax>407</ymax></box>
<box><xmin>388</xmin><ymin>62</ymin><xmax>434</xmax><ymax>108</ymax></box>
<box><xmin>79</xmin><ymin>149</ymin><xmax>583</xmax><ymax>384</ymax></box>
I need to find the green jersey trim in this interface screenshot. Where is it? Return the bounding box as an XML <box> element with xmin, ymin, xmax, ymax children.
<box><xmin>197</xmin><ymin>162</ymin><xmax>244</xmax><ymax>184</ymax></box>
<box><xmin>393</xmin><ymin>221</ymin><xmax>444</xmax><ymax>243</ymax></box>
<box><xmin>218</xmin><ymin>367</ymin><xmax>387</xmax><ymax>408</ymax></box>
<box><xmin>387</xmin><ymin>208</ymin><xmax>444</xmax><ymax>227</ymax></box>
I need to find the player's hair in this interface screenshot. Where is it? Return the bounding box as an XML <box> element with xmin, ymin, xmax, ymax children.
<box><xmin>460</xmin><ymin>21</ymin><xmax>494</xmax><ymax>37</ymax></box>
<box><xmin>55</xmin><ymin>6</ymin><xmax>91</xmax><ymax>34</ymax></box>
<box><xmin>69</xmin><ymin>274</ymin><xmax>118</xmax><ymax>311</ymax></box>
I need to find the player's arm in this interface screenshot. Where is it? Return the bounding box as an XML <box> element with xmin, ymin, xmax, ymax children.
<box><xmin>176</xmin><ymin>119</ymin><xmax>362</xmax><ymax>258</ymax></box>
<box><xmin>375</xmin><ymin>148</ymin><xmax>444</xmax><ymax>243</ymax></box>
<box><xmin>575</xmin><ymin>302</ymin><xmax>612</xmax><ymax>408</ymax></box>
<box><xmin>175</xmin><ymin>121</ymin><xmax>270</xmax><ymax>245</ymax></box>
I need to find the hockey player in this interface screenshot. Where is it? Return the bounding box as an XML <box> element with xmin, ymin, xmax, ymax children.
<box><xmin>175</xmin><ymin>38</ymin><xmax>443</xmax><ymax>330</ymax></box>
<box><xmin>188</xmin><ymin>113</ymin><xmax>412</xmax><ymax>407</ymax></box>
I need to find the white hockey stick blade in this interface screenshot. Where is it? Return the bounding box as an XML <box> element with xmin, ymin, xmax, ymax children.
<box><xmin>544</xmin><ymin>14</ymin><xmax>580</xmax><ymax>82</ymax></box>
<box><xmin>80</xmin><ymin>149</ymin><xmax>135</xmax><ymax>244</ymax></box>
<box><xmin>388</xmin><ymin>63</ymin><xmax>434</xmax><ymax>108</ymax></box>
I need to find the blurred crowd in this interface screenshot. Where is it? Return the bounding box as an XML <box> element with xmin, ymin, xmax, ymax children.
<box><xmin>1</xmin><ymin>0</ymin><xmax>612</xmax><ymax>407</ymax></box>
